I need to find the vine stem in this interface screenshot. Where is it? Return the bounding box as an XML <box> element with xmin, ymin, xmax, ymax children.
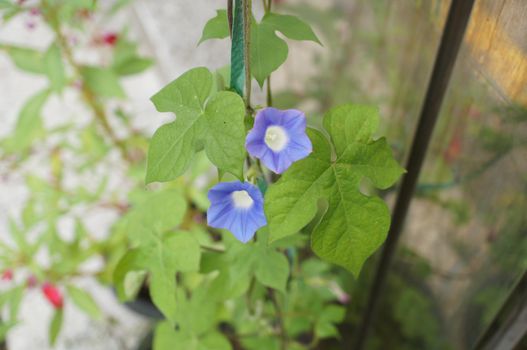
<box><xmin>263</xmin><ymin>0</ymin><xmax>272</xmax><ymax>107</ymax></box>
<box><xmin>268</xmin><ymin>288</ymin><xmax>287</xmax><ymax>350</ymax></box>
<box><xmin>227</xmin><ymin>0</ymin><xmax>233</xmax><ymax>36</ymax></box>
<box><xmin>243</xmin><ymin>0</ymin><xmax>252</xmax><ymax>112</ymax></box>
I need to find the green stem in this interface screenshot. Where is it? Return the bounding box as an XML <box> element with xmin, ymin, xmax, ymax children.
<box><xmin>243</xmin><ymin>0</ymin><xmax>252</xmax><ymax>112</ymax></box>
<box><xmin>263</xmin><ymin>0</ymin><xmax>272</xmax><ymax>107</ymax></box>
<box><xmin>266</xmin><ymin>75</ymin><xmax>273</xmax><ymax>107</ymax></box>
<box><xmin>268</xmin><ymin>288</ymin><xmax>287</xmax><ymax>350</ymax></box>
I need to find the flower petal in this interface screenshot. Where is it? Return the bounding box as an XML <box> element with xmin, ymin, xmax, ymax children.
<box><xmin>245</xmin><ymin>107</ymin><xmax>312</xmax><ymax>174</ymax></box>
<box><xmin>207</xmin><ymin>181</ymin><xmax>267</xmax><ymax>243</ymax></box>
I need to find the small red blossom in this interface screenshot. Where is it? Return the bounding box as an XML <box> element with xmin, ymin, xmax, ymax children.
<box><xmin>102</xmin><ymin>32</ymin><xmax>118</xmax><ymax>46</ymax></box>
<box><xmin>2</xmin><ymin>269</ymin><xmax>13</xmax><ymax>281</ymax></box>
<box><xmin>42</xmin><ymin>283</ymin><xmax>63</xmax><ymax>309</ymax></box>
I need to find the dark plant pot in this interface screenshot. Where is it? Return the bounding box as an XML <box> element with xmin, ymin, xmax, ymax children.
<box><xmin>136</xmin><ymin>330</ymin><xmax>154</xmax><ymax>350</ymax></box>
<box><xmin>122</xmin><ymin>285</ymin><xmax>164</xmax><ymax>320</ymax></box>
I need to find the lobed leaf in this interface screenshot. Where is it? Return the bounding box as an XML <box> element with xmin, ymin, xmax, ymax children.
<box><xmin>265</xmin><ymin>104</ymin><xmax>404</xmax><ymax>276</ymax></box>
<box><xmin>147</xmin><ymin>67</ymin><xmax>246</xmax><ymax>183</ymax></box>
<box><xmin>113</xmin><ymin>232</ymin><xmax>201</xmax><ymax>322</ymax></box>
<box><xmin>198</xmin><ymin>10</ymin><xmax>320</xmax><ymax>87</ymax></box>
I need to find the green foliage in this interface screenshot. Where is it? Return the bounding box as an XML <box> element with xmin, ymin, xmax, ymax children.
<box><xmin>315</xmin><ymin>305</ymin><xmax>346</xmax><ymax>339</ymax></box>
<box><xmin>43</xmin><ymin>42</ymin><xmax>66</xmax><ymax>92</ymax></box>
<box><xmin>199</xmin><ymin>10</ymin><xmax>230</xmax><ymax>45</ymax></box>
<box><xmin>114</xmin><ymin>221</ymin><xmax>201</xmax><ymax>322</ymax></box>
<box><xmin>124</xmin><ymin>189</ymin><xmax>188</xmax><ymax>244</ymax></box>
<box><xmin>265</xmin><ymin>105</ymin><xmax>404</xmax><ymax>275</ymax></box>
<box><xmin>198</xmin><ymin>10</ymin><xmax>321</xmax><ymax>86</ymax></box>
<box><xmin>112</xmin><ymin>38</ymin><xmax>153</xmax><ymax>76</ymax></box>
<box><xmin>261</xmin><ymin>13</ymin><xmax>321</xmax><ymax>44</ymax></box>
<box><xmin>154</xmin><ymin>320</ymin><xmax>231</xmax><ymax>350</ymax></box>
<box><xmin>4</xmin><ymin>89</ymin><xmax>50</xmax><ymax>153</ymax></box>
<box><xmin>147</xmin><ymin>67</ymin><xmax>246</xmax><ymax>183</ymax></box>
<box><xmin>49</xmin><ymin>309</ymin><xmax>63</xmax><ymax>346</ymax></box>
<box><xmin>81</xmin><ymin>66</ymin><xmax>126</xmax><ymax>98</ymax></box>
<box><xmin>66</xmin><ymin>285</ymin><xmax>102</xmax><ymax>320</ymax></box>
<box><xmin>4</xmin><ymin>45</ymin><xmax>45</xmax><ymax>74</ymax></box>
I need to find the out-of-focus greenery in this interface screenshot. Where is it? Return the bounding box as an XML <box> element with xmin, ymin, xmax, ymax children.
<box><xmin>0</xmin><ymin>0</ymin><xmax>153</xmax><ymax>344</ymax></box>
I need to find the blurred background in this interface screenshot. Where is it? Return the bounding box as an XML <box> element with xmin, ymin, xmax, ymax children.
<box><xmin>0</xmin><ymin>0</ymin><xmax>526</xmax><ymax>349</ymax></box>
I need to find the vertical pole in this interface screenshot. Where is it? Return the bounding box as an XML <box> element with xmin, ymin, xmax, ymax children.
<box><xmin>230</xmin><ymin>0</ymin><xmax>245</xmax><ymax>96</ymax></box>
<box><xmin>352</xmin><ymin>0</ymin><xmax>476</xmax><ymax>349</ymax></box>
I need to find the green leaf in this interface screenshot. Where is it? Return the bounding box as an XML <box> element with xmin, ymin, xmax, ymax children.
<box><xmin>113</xmin><ymin>232</ymin><xmax>201</xmax><ymax>321</ymax></box>
<box><xmin>113</xmin><ymin>56</ymin><xmax>153</xmax><ymax>76</ymax></box>
<box><xmin>262</xmin><ymin>13</ymin><xmax>321</xmax><ymax>44</ymax></box>
<box><xmin>198</xmin><ymin>11</ymin><xmax>319</xmax><ymax>87</ymax></box>
<box><xmin>7</xmin><ymin>285</ymin><xmax>24</xmax><ymax>321</ymax></box>
<box><xmin>81</xmin><ymin>66</ymin><xmax>125</xmax><ymax>98</ymax></box>
<box><xmin>265</xmin><ymin>104</ymin><xmax>404</xmax><ymax>276</ymax></box>
<box><xmin>147</xmin><ymin>67</ymin><xmax>246</xmax><ymax>183</ymax></box>
<box><xmin>154</xmin><ymin>321</ymin><xmax>231</xmax><ymax>350</ymax></box>
<box><xmin>314</xmin><ymin>305</ymin><xmax>346</xmax><ymax>339</ymax></box>
<box><xmin>5</xmin><ymin>89</ymin><xmax>50</xmax><ymax>152</ymax></box>
<box><xmin>250</xmin><ymin>17</ymin><xmax>288</xmax><ymax>87</ymax></box>
<box><xmin>44</xmin><ymin>43</ymin><xmax>66</xmax><ymax>92</ymax></box>
<box><xmin>4</xmin><ymin>46</ymin><xmax>45</xmax><ymax>74</ymax></box>
<box><xmin>125</xmin><ymin>189</ymin><xmax>188</xmax><ymax>245</ymax></box>
<box><xmin>49</xmin><ymin>309</ymin><xmax>63</xmax><ymax>346</ymax></box>
<box><xmin>200</xmin><ymin>332</ymin><xmax>232</xmax><ymax>350</ymax></box>
<box><xmin>198</xmin><ymin>9</ymin><xmax>229</xmax><ymax>44</ymax></box>
<box><xmin>254</xmin><ymin>250</ymin><xmax>289</xmax><ymax>292</ymax></box>
<box><xmin>66</xmin><ymin>285</ymin><xmax>102</xmax><ymax>320</ymax></box>
<box><xmin>112</xmin><ymin>38</ymin><xmax>153</xmax><ymax>76</ymax></box>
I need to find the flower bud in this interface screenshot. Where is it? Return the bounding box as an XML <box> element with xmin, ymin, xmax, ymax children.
<box><xmin>42</xmin><ymin>283</ymin><xmax>63</xmax><ymax>309</ymax></box>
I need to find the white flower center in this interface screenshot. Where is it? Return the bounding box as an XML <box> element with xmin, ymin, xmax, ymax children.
<box><xmin>231</xmin><ymin>190</ymin><xmax>254</xmax><ymax>209</ymax></box>
<box><xmin>264</xmin><ymin>125</ymin><xmax>288</xmax><ymax>152</ymax></box>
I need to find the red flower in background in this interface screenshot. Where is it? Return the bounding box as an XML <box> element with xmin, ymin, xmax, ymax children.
<box><xmin>1</xmin><ymin>269</ymin><xmax>13</xmax><ymax>281</ymax></box>
<box><xmin>102</xmin><ymin>32</ymin><xmax>118</xmax><ymax>46</ymax></box>
<box><xmin>42</xmin><ymin>283</ymin><xmax>63</xmax><ymax>309</ymax></box>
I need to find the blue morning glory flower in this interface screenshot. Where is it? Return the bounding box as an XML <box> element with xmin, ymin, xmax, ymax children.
<box><xmin>245</xmin><ymin>107</ymin><xmax>312</xmax><ymax>174</ymax></box>
<box><xmin>207</xmin><ymin>181</ymin><xmax>267</xmax><ymax>243</ymax></box>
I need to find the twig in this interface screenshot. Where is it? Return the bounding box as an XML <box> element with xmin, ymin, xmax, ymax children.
<box><xmin>227</xmin><ymin>0</ymin><xmax>233</xmax><ymax>36</ymax></box>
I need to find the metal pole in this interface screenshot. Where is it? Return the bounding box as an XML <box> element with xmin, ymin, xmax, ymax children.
<box><xmin>352</xmin><ymin>0</ymin><xmax>476</xmax><ymax>348</ymax></box>
<box><xmin>473</xmin><ymin>271</ymin><xmax>527</xmax><ymax>350</ymax></box>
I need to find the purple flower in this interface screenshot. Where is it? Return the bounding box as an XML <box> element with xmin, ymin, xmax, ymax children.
<box><xmin>245</xmin><ymin>107</ymin><xmax>312</xmax><ymax>174</ymax></box>
<box><xmin>207</xmin><ymin>181</ymin><xmax>267</xmax><ymax>243</ymax></box>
